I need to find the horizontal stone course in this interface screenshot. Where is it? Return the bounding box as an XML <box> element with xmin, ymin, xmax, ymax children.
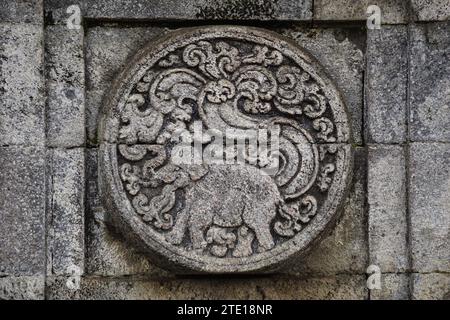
<box><xmin>314</xmin><ymin>0</ymin><xmax>407</xmax><ymax>24</ymax></box>
<box><xmin>45</xmin><ymin>0</ymin><xmax>312</xmax><ymax>23</ymax></box>
<box><xmin>47</xmin><ymin>275</ymin><xmax>367</xmax><ymax>299</ymax></box>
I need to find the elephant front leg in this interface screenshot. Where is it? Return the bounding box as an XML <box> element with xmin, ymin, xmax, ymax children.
<box><xmin>190</xmin><ymin>227</ymin><xmax>208</xmax><ymax>251</ymax></box>
<box><xmin>232</xmin><ymin>226</ymin><xmax>255</xmax><ymax>257</ymax></box>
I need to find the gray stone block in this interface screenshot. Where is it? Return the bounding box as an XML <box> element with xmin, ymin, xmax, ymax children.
<box><xmin>411</xmin><ymin>0</ymin><xmax>450</xmax><ymax>21</ymax></box>
<box><xmin>0</xmin><ymin>147</ymin><xmax>46</xmax><ymax>275</ymax></box>
<box><xmin>45</xmin><ymin>26</ymin><xmax>85</xmax><ymax>147</ymax></box>
<box><xmin>47</xmin><ymin>148</ymin><xmax>85</xmax><ymax>275</ymax></box>
<box><xmin>0</xmin><ymin>0</ymin><xmax>43</xmax><ymax>24</ymax></box>
<box><xmin>46</xmin><ymin>275</ymin><xmax>367</xmax><ymax>299</ymax></box>
<box><xmin>366</xmin><ymin>26</ymin><xmax>407</xmax><ymax>144</ymax></box>
<box><xmin>279</xmin><ymin>26</ymin><xmax>364</xmax><ymax>144</ymax></box>
<box><xmin>370</xmin><ymin>273</ymin><xmax>410</xmax><ymax>300</ymax></box>
<box><xmin>287</xmin><ymin>147</ymin><xmax>367</xmax><ymax>275</ymax></box>
<box><xmin>46</xmin><ymin>0</ymin><xmax>312</xmax><ymax>22</ymax></box>
<box><xmin>85</xmin><ymin>149</ymin><xmax>170</xmax><ymax>277</ymax></box>
<box><xmin>314</xmin><ymin>0</ymin><xmax>407</xmax><ymax>23</ymax></box>
<box><xmin>368</xmin><ymin>145</ymin><xmax>408</xmax><ymax>272</ymax></box>
<box><xmin>410</xmin><ymin>22</ymin><xmax>450</xmax><ymax>142</ymax></box>
<box><xmin>0</xmin><ymin>276</ymin><xmax>45</xmax><ymax>300</ymax></box>
<box><xmin>409</xmin><ymin>143</ymin><xmax>450</xmax><ymax>273</ymax></box>
<box><xmin>412</xmin><ymin>273</ymin><xmax>450</xmax><ymax>300</ymax></box>
<box><xmin>0</xmin><ymin>23</ymin><xmax>45</xmax><ymax>146</ymax></box>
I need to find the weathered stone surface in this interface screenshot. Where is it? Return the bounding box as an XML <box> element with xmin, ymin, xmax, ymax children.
<box><xmin>86</xmin><ymin>27</ymin><xmax>168</xmax><ymax>145</ymax></box>
<box><xmin>314</xmin><ymin>0</ymin><xmax>407</xmax><ymax>23</ymax></box>
<box><xmin>411</xmin><ymin>0</ymin><xmax>450</xmax><ymax>21</ymax></box>
<box><xmin>85</xmin><ymin>149</ymin><xmax>170</xmax><ymax>277</ymax></box>
<box><xmin>46</xmin><ymin>0</ymin><xmax>313</xmax><ymax>23</ymax></box>
<box><xmin>287</xmin><ymin>147</ymin><xmax>367</xmax><ymax>275</ymax></box>
<box><xmin>0</xmin><ymin>147</ymin><xmax>45</xmax><ymax>275</ymax></box>
<box><xmin>366</xmin><ymin>26</ymin><xmax>407</xmax><ymax>144</ymax></box>
<box><xmin>412</xmin><ymin>273</ymin><xmax>450</xmax><ymax>300</ymax></box>
<box><xmin>0</xmin><ymin>0</ymin><xmax>43</xmax><ymax>24</ymax></box>
<box><xmin>45</xmin><ymin>25</ymin><xmax>85</xmax><ymax>147</ymax></box>
<box><xmin>0</xmin><ymin>23</ymin><xmax>45</xmax><ymax>146</ymax></box>
<box><xmin>99</xmin><ymin>26</ymin><xmax>353</xmax><ymax>273</ymax></box>
<box><xmin>410</xmin><ymin>22</ymin><xmax>450</xmax><ymax>142</ymax></box>
<box><xmin>280</xmin><ymin>26</ymin><xmax>364</xmax><ymax>144</ymax></box>
<box><xmin>0</xmin><ymin>276</ymin><xmax>45</xmax><ymax>300</ymax></box>
<box><xmin>47</xmin><ymin>275</ymin><xmax>367</xmax><ymax>299</ymax></box>
<box><xmin>47</xmin><ymin>148</ymin><xmax>85</xmax><ymax>275</ymax></box>
<box><xmin>409</xmin><ymin>143</ymin><xmax>450</xmax><ymax>273</ymax></box>
<box><xmin>368</xmin><ymin>146</ymin><xmax>408</xmax><ymax>272</ymax></box>
<box><xmin>370</xmin><ymin>274</ymin><xmax>410</xmax><ymax>300</ymax></box>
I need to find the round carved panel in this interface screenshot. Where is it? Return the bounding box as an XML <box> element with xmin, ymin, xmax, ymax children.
<box><xmin>99</xmin><ymin>26</ymin><xmax>353</xmax><ymax>273</ymax></box>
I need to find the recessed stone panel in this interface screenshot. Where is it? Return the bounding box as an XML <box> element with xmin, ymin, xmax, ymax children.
<box><xmin>99</xmin><ymin>26</ymin><xmax>353</xmax><ymax>273</ymax></box>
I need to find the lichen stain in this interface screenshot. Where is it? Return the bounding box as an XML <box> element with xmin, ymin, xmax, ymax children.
<box><xmin>196</xmin><ymin>0</ymin><xmax>279</xmax><ymax>20</ymax></box>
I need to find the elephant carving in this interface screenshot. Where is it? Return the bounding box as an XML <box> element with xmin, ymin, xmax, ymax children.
<box><xmin>166</xmin><ymin>164</ymin><xmax>282</xmax><ymax>256</ymax></box>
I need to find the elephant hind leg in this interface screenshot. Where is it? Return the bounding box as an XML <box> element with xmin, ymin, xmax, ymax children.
<box><xmin>255</xmin><ymin>227</ymin><xmax>275</xmax><ymax>252</ymax></box>
<box><xmin>165</xmin><ymin>206</ymin><xmax>189</xmax><ymax>245</ymax></box>
<box><xmin>246</xmin><ymin>218</ymin><xmax>275</xmax><ymax>252</ymax></box>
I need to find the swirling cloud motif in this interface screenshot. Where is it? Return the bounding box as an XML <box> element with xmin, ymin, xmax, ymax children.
<box><xmin>109</xmin><ymin>34</ymin><xmax>344</xmax><ymax>261</ymax></box>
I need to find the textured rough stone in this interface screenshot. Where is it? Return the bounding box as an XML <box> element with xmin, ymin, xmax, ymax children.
<box><xmin>46</xmin><ymin>0</ymin><xmax>313</xmax><ymax>23</ymax></box>
<box><xmin>314</xmin><ymin>0</ymin><xmax>407</xmax><ymax>23</ymax></box>
<box><xmin>370</xmin><ymin>274</ymin><xmax>410</xmax><ymax>300</ymax></box>
<box><xmin>409</xmin><ymin>143</ymin><xmax>450</xmax><ymax>273</ymax></box>
<box><xmin>411</xmin><ymin>0</ymin><xmax>450</xmax><ymax>21</ymax></box>
<box><xmin>0</xmin><ymin>276</ymin><xmax>45</xmax><ymax>300</ymax></box>
<box><xmin>85</xmin><ymin>149</ymin><xmax>170</xmax><ymax>277</ymax></box>
<box><xmin>287</xmin><ymin>147</ymin><xmax>367</xmax><ymax>275</ymax></box>
<box><xmin>45</xmin><ymin>25</ymin><xmax>85</xmax><ymax>147</ymax></box>
<box><xmin>410</xmin><ymin>22</ymin><xmax>450</xmax><ymax>142</ymax></box>
<box><xmin>99</xmin><ymin>26</ymin><xmax>353</xmax><ymax>273</ymax></box>
<box><xmin>47</xmin><ymin>148</ymin><xmax>85</xmax><ymax>275</ymax></box>
<box><xmin>86</xmin><ymin>27</ymin><xmax>168</xmax><ymax>145</ymax></box>
<box><xmin>46</xmin><ymin>275</ymin><xmax>367</xmax><ymax>300</ymax></box>
<box><xmin>366</xmin><ymin>26</ymin><xmax>407</xmax><ymax>144</ymax></box>
<box><xmin>0</xmin><ymin>147</ymin><xmax>45</xmax><ymax>275</ymax></box>
<box><xmin>0</xmin><ymin>0</ymin><xmax>43</xmax><ymax>24</ymax></box>
<box><xmin>0</xmin><ymin>23</ymin><xmax>45</xmax><ymax>146</ymax></box>
<box><xmin>280</xmin><ymin>26</ymin><xmax>364</xmax><ymax>144</ymax></box>
<box><xmin>412</xmin><ymin>273</ymin><xmax>450</xmax><ymax>300</ymax></box>
<box><xmin>368</xmin><ymin>146</ymin><xmax>408</xmax><ymax>272</ymax></box>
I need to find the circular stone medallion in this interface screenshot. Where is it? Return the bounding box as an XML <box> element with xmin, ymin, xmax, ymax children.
<box><xmin>99</xmin><ymin>26</ymin><xmax>353</xmax><ymax>273</ymax></box>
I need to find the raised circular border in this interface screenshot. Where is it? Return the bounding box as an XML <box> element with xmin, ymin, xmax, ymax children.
<box><xmin>99</xmin><ymin>26</ymin><xmax>354</xmax><ymax>273</ymax></box>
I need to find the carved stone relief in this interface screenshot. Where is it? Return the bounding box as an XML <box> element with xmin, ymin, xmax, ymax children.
<box><xmin>99</xmin><ymin>26</ymin><xmax>352</xmax><ymax>273</ymax></box>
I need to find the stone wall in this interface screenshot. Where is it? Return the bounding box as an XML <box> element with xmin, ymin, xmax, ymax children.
<box><xmin>0</xmin><ymin>0</ymin><xmax>449</xmax><ymax>300</ymax></box>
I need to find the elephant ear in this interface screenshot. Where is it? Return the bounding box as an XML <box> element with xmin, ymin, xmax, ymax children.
<box><xmin>149</xmin><ymin>68</ymin><xmax>206</xmax><ymax>115</ymax></box>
